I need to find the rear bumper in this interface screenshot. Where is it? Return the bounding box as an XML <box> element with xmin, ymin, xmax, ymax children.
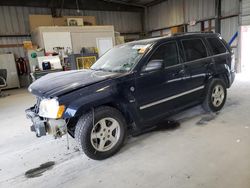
<box><xmin>229</xmin><ymin>70</ymin><xmax>236</xmax><ymax>87</ymax></box>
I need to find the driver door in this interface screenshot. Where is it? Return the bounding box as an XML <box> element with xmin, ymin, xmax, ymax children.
<box><xmin>135</xmin><ymin>41</ymin><xmax>186</xmax><ymax>124</ymax></box>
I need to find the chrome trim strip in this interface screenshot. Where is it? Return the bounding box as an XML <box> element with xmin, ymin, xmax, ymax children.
<box><xmin>191</xmin><ymin>73</ymin><xmax>206</xmax><ymax>78</ymax></box>
<box><xmin>139</xmin><ymin>85</ymin><xmax>205</xmax><ymax>110</ymax></box>
<box><xmin>167</xmin><ymin>78</ymin><xmax>182</xmax><ymax>83</ymax></box>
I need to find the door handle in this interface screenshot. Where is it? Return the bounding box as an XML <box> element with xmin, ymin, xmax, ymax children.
<box><xmin>179</xmin><ymin>69</ymin><xmax>185</xmax><ymax>75</ymax></box>
<box><xmin>172</xmin><ymin>69</ymin><xmax>185</xmax><ymax>77</ymax></box>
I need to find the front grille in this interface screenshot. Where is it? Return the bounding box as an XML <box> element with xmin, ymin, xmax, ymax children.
<box><xmin>34</xmin><ymin>97</ymin><xmax>41</xmax><ymax>113</ymax></box>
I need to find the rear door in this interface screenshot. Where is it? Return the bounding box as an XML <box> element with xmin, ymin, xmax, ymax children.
<box><xmin>206</xmin><ymin>37</ymin><xmax>231</xmax><ymax>70</ymax></box>
<box><xmin>135</xmin><ymin>41</ymin><xmax>186</xmax><ymax>123</ymax></box>
<box><xmin>180</xmin><ymin>38</ymin><xmax>210</xmax><ymax>101</ymax></box>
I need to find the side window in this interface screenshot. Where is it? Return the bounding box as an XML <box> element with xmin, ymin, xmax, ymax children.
<box><xmin>182</xmin><ymin>39</ymin><xmax>207</xmax><ymax>61</ymax></box>
<box><xmin>207</xmin><ymin>37</ymin><xmax>227</xmax><ymax>55</ymax></box>
<box><xmin>149</xmin><ymin>42</ymin><xmax>179</xmax><ymax>67</ymax></box>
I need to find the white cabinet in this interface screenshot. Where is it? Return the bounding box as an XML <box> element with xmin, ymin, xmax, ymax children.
<box><xmin>0</xmin><ymin>54</ymin><xmax>20</xmax><ymax>89</ymax></box>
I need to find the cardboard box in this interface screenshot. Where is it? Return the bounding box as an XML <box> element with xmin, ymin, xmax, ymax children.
<box><xmin>53</xmin><ymin>17</ymin><xmax>66</xmax><ymax>26</ymax></box>
<box><xmin>80</xmin><ymin>16</ymin><xmax>96</xmax><ymax>26</ymax></box>
<box><xmin>23</xmin><ymin>41</ymin><xmax>33</xmax><ymax>49</ymax></box>
<box><xmin>171</xmin><ymin>26</ymin><xmax>184</xmax><ymax>34</ymax></box>
<box><xmin>29</xmin><ymin>15</ymin><xmax>54</xmax><ymax>32</ymax></box>
<box><xmin>57</xmin><ymin>16</ymin><xmax>96</xmax><ymax>26</ymax></box>
<box><xmin>29</xmin><ymin>15</ymin><xmax>96</xmax><ymax>31</ymax></box>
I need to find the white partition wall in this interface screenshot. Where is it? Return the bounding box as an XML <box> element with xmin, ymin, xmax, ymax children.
<box><xmin>32</xmin><ymin>26</ymin><xmax>115</xmax><ymax>54</ymax></box>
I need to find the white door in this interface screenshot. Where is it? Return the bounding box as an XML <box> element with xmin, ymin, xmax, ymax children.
<box><xmin>96</xmin><ymin>37</ymin><xmax>113</xmax><ymax>56</ymax></box>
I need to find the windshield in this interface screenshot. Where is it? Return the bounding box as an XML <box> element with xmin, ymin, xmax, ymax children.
<box><xmin>91</xmin><ymin>43</ymin><xmax>150</xmax><ymax>72</ymax></box>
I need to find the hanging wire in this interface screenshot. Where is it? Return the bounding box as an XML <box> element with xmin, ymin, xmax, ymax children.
<box><xmin>76</xmin><ymin>0</ymin><xmax>80</xmax><ymax>13</ymax></box>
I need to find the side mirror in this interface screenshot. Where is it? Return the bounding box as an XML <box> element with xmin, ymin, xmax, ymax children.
<box><xmin>142</xmin><ymin>59</ymin><xmax>163</xmax><ymax>72</ymax></box>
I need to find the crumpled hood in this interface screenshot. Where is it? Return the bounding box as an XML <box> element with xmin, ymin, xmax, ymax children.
<box><xmin>29</xmin><ymin>69</ymin><xmax>120</xmax><ymax>98</ymax></box>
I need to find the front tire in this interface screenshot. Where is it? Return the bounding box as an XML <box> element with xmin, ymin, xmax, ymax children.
<box><xmin>202</xmin><ymin>79</ymin><xmax>227</xmax><ymax>112</ymax></box>
<box><xmin>74</xmin><ymin>106</ymin><xmax>127</xmax><ymax>160</ymax></box>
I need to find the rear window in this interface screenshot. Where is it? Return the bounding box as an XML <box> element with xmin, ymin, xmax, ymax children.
<box><xmin>182</xmin><ymin>39</ymin><xmax>207</xmax><ymax>61</ymax></box>
<box><xmin>206</xmin><ymin>37</ymin><xmax>227</xmax><ymax>55</ymax></box>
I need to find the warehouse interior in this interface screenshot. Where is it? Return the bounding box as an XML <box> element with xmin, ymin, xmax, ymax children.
<box><xmin>0</xmin><ymin>0</ymin><xmax>250</xmax><ymax>187</ymax></box>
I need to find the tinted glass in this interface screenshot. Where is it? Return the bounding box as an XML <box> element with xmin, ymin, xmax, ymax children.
<box><xmin>182</xmin><ymin>39</ymin><xmax>207</xmax><ymax>61</ymax></box>
<box><xmin>149</xmin><ymin>42</ymin><xmax>179</xmax><ymax>67</ymax></box>
<box><xmin>207</xmin><ymin>37</ymin><xmax>227</xmax><ymax>55</ymax></box>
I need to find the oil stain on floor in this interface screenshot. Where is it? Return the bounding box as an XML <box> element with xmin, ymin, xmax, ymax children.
<box><xmin>25</xmin><ymin>161</ymin><xmax>55</xmax><ymax>178</ymax></box>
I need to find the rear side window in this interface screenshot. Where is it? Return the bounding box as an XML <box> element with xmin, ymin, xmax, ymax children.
<box><xmin>182</xmin><ymin>39</ymin><xmax>207</xmax><ymax>61</ymax></box>
<box><xmin>207</xmin><ymin>37</ymin><xmax>227</xmax><ymax>55</ymax></box>
<box><xmin>149</xmin><ymin>42</ymin><xmax>179</xmax><ymax>67</ymax></box>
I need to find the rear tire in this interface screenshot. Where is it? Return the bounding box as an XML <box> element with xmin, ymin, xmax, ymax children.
<box><xmin>202</xmin><ymin>79</ymin><xmax>227</xmax><ymax>112</ymax></box>
<box><xmin>74</xmin><ymin>106</ymin><xmax>127</xmax><ymax>160</ymax></box>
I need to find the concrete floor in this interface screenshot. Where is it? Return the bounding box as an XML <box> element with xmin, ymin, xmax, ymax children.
<box><xmin>0</xmin><ymin>74</ymin><xmax>250</xmax><ymax>188</ymax></box>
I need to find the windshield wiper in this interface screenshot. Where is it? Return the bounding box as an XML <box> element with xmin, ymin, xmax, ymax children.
<box><xmin>91</xmin><ymin>68</ymin><xmax>113</xmax><ymax>72</ymax></box>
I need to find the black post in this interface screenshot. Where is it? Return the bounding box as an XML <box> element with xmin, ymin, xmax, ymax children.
<box><xmin>215</xmin><ymin>0</ymin><xmax>221</xmax><ymax>33</ymax></box>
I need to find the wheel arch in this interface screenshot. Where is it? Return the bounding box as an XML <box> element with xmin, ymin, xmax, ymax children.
<box><xmin>66</xmin><ymin>101</ymin><xmax>134</xmax><ymax>133</ymax></box>
<box><xmin>206</xmin><ymin>73</ymin><xmax>230</xmax><ymax>88</ymax></box>
<box><xmin>212</xmin><ymin>74</ymin><xmax>230</xmax><ymax>88</ymax></box>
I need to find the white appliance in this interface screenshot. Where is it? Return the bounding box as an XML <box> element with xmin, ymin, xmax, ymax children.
<box><xmin>37</xmin><ymin>56</ymin><xmax>62</xmax><ymax>70</ymax></box>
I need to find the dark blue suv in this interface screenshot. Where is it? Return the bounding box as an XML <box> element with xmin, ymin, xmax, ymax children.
<box><xmin>26</xmin><ymin>33</ymin><xmax>235</xmax><ymax>160</ymax></box>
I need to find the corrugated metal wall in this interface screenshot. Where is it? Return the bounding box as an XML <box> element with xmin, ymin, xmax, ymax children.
<box><xmin>0</xmin><ymin>6</ymin><xmax>142</xmax><ymax>35</ymax></box>
<box><xmin>221</xmin><ymin>0</ymin><xmax>239</xmax><ymax>16</ymax></box>
<box><xmin>221</xmin><ymin>17</ymin><xmax>238</xmax><ymax>44</ymax></box>
<box><xmin>147</xmin><ymin>0</ymin><xmax>184</xmax><ymax>31</ymax></box>
<box><xmin>147</xmin><ymin>0</ymin><xmax>240</xmax><ymax>71</ymax></box>
<box><xmin>241</xmin><ymin>0</ymin><xmax>250</xmax><ymax>25</ymax></box>
<box><xmin>0</xmin><ymin>37</ymin><xmax>30</xmax><ymax>57</ymax></box>
<box><xmin>220</xmin><ymin>0</ymin><xmax>239</xmax><ymax>69</ymax></box>
<box><xmin>187</xmin><ymin>23</ymin><xmax>201</xmax><ymax>32</ymax></box>
<box><xmin>221</xmin><ymin>17</ymin><xmax>239</xmax><ymax>67</ymax></box>
<box><xmin>184</xmin><ymin>0</ymin><xmax>215</xmax><ymax>23</ymax></box>
<box><xmin>147</xmin><ymin>0</ymin><xmax>216</xmax><ymax>32</ymax></box>
<box><xmin>61</xmin><ymin>9</ymin><xmax>142</xmax><ymax>33</ymax></box>
<box><xmin>0</xmin><ymin>6</ymin><xmax>51</xmax><ymax>35</ymax></box>
<box><xmin>147</xmin><ymin>0</ymin><xmax>239</xmax><ymax>42</ymax></box>
<box><xmin>0</xmin><ymin>6</ymin><xmax>142</xmax><ymax>57</ymax></box>
<box><xmin>220</xmin><ymin>0</ymin><xmax>239</xmax><ymax>43</ymax></box>
<box><xmin>0</xmin><ymin>6</ymin><xmax>51</xmax><ymax>57</ymax></box>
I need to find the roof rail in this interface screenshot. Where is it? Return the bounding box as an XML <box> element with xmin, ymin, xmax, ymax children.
<box><xmin>172</xmin><ymin>31</ymin><xmax>215</xmax><ymax>36</ymax></box>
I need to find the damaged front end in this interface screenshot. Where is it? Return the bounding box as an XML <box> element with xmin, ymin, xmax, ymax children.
<box><xmin>25</xmin><ymin>98</ymin><xmax>67</xmax><ymax>138</ymax></box>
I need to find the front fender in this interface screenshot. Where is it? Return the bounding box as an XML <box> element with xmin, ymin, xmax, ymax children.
<box><xmin>62</xmin><ymin>85</ymin><xmax>117</xmax><ymax>118</ymax></box>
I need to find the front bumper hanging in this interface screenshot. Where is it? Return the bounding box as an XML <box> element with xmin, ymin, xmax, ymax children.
<box><xmin>25</xmin><ymin>107</ymin><xmax>46</xmax><ymax>137</ymax></box>
<box><xmin>25</xmin><ymin>107</ymin><xmax>67</xmax><ymax>138</ymax></box>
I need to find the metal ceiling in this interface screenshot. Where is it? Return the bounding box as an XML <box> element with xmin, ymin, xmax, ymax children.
<box><xmin>0</xmin><ymin>0</ymin><xmax>167</xmax><ymax>12</ymax></box>
<box><xmin>103</xmin><ymin>0</ymin><xmax>166</xmax><ymax>6</ymax></box>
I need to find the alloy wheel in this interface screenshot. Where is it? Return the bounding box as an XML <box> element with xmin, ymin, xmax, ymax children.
<box><xmin>211</xmin><ymin>85</ymin><xmax>225</xmax><ymax>107</ymax></box>
<box><xmin>90</xmin><ymin>117</ymin><xmax>121</xmax><ymax>152</ymax></box>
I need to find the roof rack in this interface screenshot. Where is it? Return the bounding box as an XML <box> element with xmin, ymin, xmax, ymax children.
<box><xmin>172</xmin><ymin>31</ymin><xmax>215</xmax><ymax>36</ymax></box>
